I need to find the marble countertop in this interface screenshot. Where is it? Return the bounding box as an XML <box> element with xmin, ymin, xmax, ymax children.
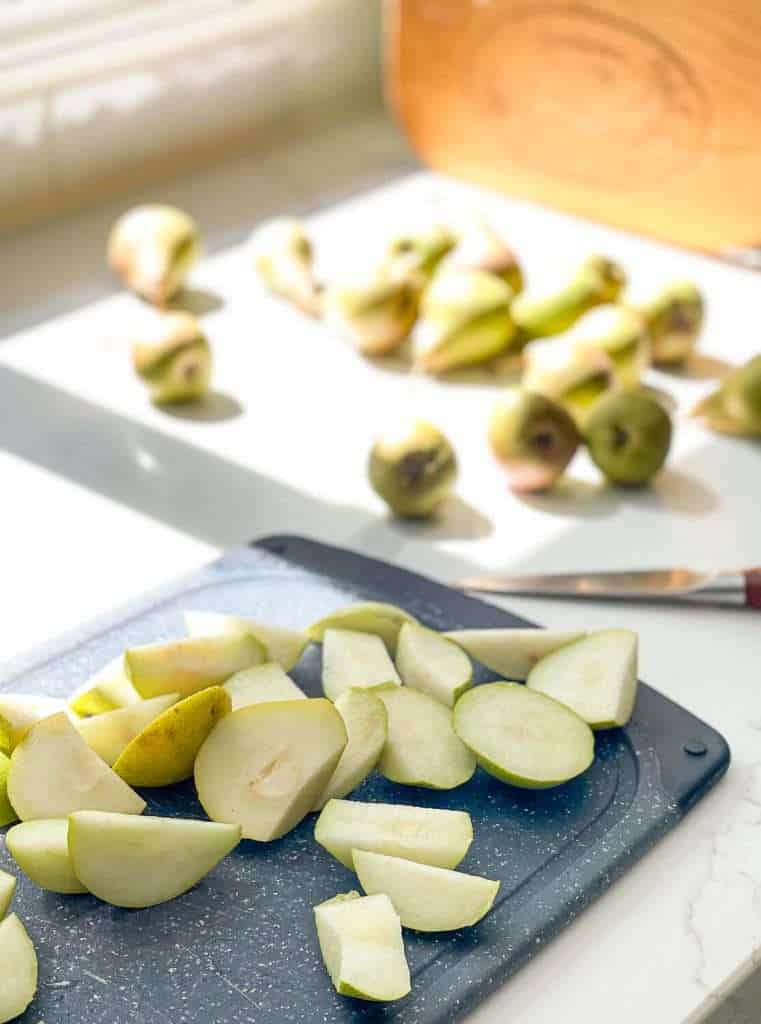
<box><xmin>1</xmin><ymin>106</ymin><xmax>759</xmax><ymax>1024</ymax></box>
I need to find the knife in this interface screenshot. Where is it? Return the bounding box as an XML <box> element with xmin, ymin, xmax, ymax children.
<box><xmin>459</xmin><ymin>567</ymin><xmax>761</xmax><ymax>608</ymax></box>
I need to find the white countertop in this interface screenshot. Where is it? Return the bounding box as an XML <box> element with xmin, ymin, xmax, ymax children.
<box><xmin>1</xmin><ymin>108</ymin><xmax>760</xmax><ymax>1024</ymax></box>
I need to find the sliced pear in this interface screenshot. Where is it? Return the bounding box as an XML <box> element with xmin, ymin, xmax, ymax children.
<box><xmin>444</xmin><ymin>629</ymin><xmax>586</xmax><ymax>680</ymax></box>
<box><xmin>68</xmin><ymin>811</ymin><xmax>241</xmax><ymax>909</ymax></box>
<box><xmin>314</xmin><ymin>798</ymin><xmax>473</xmax><ymax>870</ymax></box>
<box><xmin>314</xmin><ymin>891</ymin><xmax>410</xmax><ymax>1002</ymax></box>
<box><xmin>0</xmin><ymin>870</ymin><xmax>15</xmax><ymax>919</ymax></box>
<box><xmin>322</xmin><ymin>629</ymin><xmax>401</xmax><ymax>702</ymax></box>
<box><xmin>184</xmin><ymin>611</ymin><xmax>309</xmax><ymax>672</ymax></box>
<box><xmin>224</xmin><ymin>664</ymin><xmax>306</xmax><ymax>710</ymax></box>
<box><xmin>0</xmin><ymin>694</ymin><xmax>74</xmax><ymax>752</ymax></box>
<box><xmin>195</xmin><ymin>698</ymin><xmax>347</xmax><ymax>841</ymax></box>
<box><xmin>377</xmin><ymin>686</ymin><xmax>476</xmax><ymax>790</ymax></box>
<box><xmin>454</xmin><ymin>682</ymin><xmax>594</xmax><ymax>788</ymax></box>
<box><xmin>0</xmin><ymin>753</ymin><xmax>17</xmax><ymax>827</ymax></box>
<box><xmin>396</xmin><ymin>623</ymin><xmax>473</xmax><ymax>707</ymax></box>
<box><xmin>353</xmin><ymin>849</ymin><xmax>499</xmax><ymax>932</ymax></box>
<box><xmin>69</xmin><ymin>656</ymin><xmax>140</xmax><ymax>717</ymax></box>
<box><xmin>312</xmin><ymin>689</ymin><xmax>388</xmax><ymax>811</ymax></box>
<box><xmin>76</xmin><ymin>693</ymin><xmax>179</xmax><ymax>766</ymax></box>
<box><xmin>125</xmin><ymin>633</ymin><xmax>265</xmax><ymax>699</ymax></box>
<box><xmin>6</xmin><ymin>820</ymin><xmax>86</xmax><ymax>895</ymax></box>
<box><xmin>306</xmin><ymin>602</ymin><xmax>416</xmax><ymax>654</ymax></box>
<box><xmin>113</xmin><ymin>686</ymin><xmax>231</xmax><ymax>787</ymax></box>
<box><xmin>527</xmin><ymin>629</ymin><xmax>638</xmax><ymax>729</ymax></box>
<box><xmin>7</xmin><ymin>713</ymin><xmax>145</xmax><ymax>820</ymax></box>
<box><xmin>0</xmin><ymin>914</ymin><xmax>37</xmax><ymax>1022</ymax></box>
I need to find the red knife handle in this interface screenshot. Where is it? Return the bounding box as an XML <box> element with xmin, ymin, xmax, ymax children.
<box><xmin>744</xmin><ymin>569</ymin><xmax>761</xmax><ymax>608</ymax></box>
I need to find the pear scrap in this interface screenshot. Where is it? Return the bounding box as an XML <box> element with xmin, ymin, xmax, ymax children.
<box><xmin>395</xmin><ymin>622</ymin><xmax>473</xmax><ymax>708</ymax></box>
<box><xmin>0</xmin><ymin>870</ymin><xmax>15</xmax><ymax>920</ymax></box>
<box><xmin>7</xmin><ymin>713</ymin><xmax>145</xmax><ymax>821</ymax></box>
<box><xmin>224</xmin><ymin>664</ymin><xmax>306</xmax><ymax>711</ymax></box>
<box><xmin>0</xmin><ymin>694</ymin><xmax>75</xmax><ymax>753</ymax></box>
<box><xmin>322</xmin><ymin>629</ymin><xmax>402</xmax><ymax>703</ymax></box>
<box><xmin>0</xmin><ymin>914</ymin><xmax>38</xmax><ymax>1023</ymax></box>
<box><xmin>377</xmin><ymin>686</ymin><xmax>476</xmax><ymax>790</ymax></box>
<box><xmin>76</xmin><ymin>693</ymin><xmax>180</xmax><ymax>766</ymax></box>
<box><xmin>314</xmin><ymin>891</ymin><xmax>410</xmax><ymax>1002</ymax></box>
<box><xmin>69</xmin><ymin>656</ymin><xmax>140</xmax><ymax>717</ymax></box>
<box><xmin>0</xmin><ymin>753</ymin><xmax>17</xmax><ymax>827</ymax></box>
<box><xmin>311</xmin><ymin>689</ymin><xmax>388</xmax><ymax>811</ymax></box>
<box><xmin>107</xmin><ymin>204</ymin><xmax>199</xmax><ymax>306</ymax></box>
<box><xmin>306</xmin><ymin>602</ymin><xmax>416</xmax><ymax>654</ymax></box>
<box><xmin>184</xmin><ymin>611</ymin><xmax>309</xmax><ymax>672</ymax></box>
<box><xmin>195</xmin><ymin>698</ymin><xmax>347</xmax><ymax>841</ymax></box>
<box><xmin>125</xmin><ymin>632</ymin><xmax>265</xmax><ymax>699</ymax></box>
<box><xmin>68</xmin><ymin>811</ymin><xmax>241</xmax><ymax>909</ymax></box>
<box><xmin>444</xmin><ymin>629</ymin><xmax>586</xmax><ymax>681</ymax></box>
<box><xmin>113</xmin><ymin>686</ymin><xmax>231</xmax><ymax>787</ymax></box>
<box><xmin>315</xmin><ymin>798</ymin><xmax>473</xmax><ymax>871</ymax></box>
<box><xmin>527</xmin><ymin>629</ymin><xmax>638</xmax><ymax>729</ymax></box>
<box><xmin>6</xmin><ymin>820</ymin><xmax>87</xmax><ymax>895</ymax></box>
<box><xmin>353</xmin><ymin>849</ymin><xmax>499</xmax><ymax>932</ymax></box>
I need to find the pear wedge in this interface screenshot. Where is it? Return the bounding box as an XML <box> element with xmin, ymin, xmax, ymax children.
<box><xmin>0</xmin><ymin>914</ymin><xmax>37</xmax><ymax>1023</ymax></box>
<box><xmin>68</xmin><ymin>811</ymin><xmax>241</xmax><ymax>909</ymax></box>
<box><xmin>444</xmin><ymin>629</ymin><xmax>585</xmax><ymax>680</ymax></box>
<box><xmin>527</xmin><ymin>629</ymin><xmax>638</xmax><ymax>729</ymax></box>
<box><xmin>0</xmin><ymin>870</ymin><xmax>15</xmax><ymax>919</ymax></box>
<box><xmin>314</xmin><ymin>799</ymin><xmax>473</xmax><ymax>870</ymax></box>
<box><xmin>314</xmin><ymin>892</ymin><xmax>410</xmax><ymax>1002</ymax></box>
<box><xmin>195</xmin><ymin>698</ymin><xmax>347</xmax><ymax>841</ymax></box>
<box><xmin>306</xmin><ymin>602</ymin><xmax>416</xmax><ymax>654</ymax></box>
<box><xmin>184</xmin><ymin>611</ymin><xmax>309</xmax><ymax>672</ymax></box>
<box><xmin>312</xmin><ymin>689</ymin><xmax>388</xmax><ymax>810</ymax></box>
<box><xmin>322</xmin><ymin>629</ymin><xmax>401</xmax><ymax>702</ymax></box>
<box><xmin>113</xmin><ymin>686</ymin><xmax>231</xmax><ymax>787</ymax></box>
<box><xmin>396</xmin><ymin>623</ymin><xmax>473</xmax><ymax>707</ymax></box>
<box><xmin>7</xmin><ymin>713</ymin><xmax>145</xmax><ymax>820</ymax></box>
<box><xmin>69</xmin><ymin>656</ymin><xmax>140</xmax><ymax>717</ymax></box>
<box><xmin>0</xmin><ymin>694</ymin><xmax>74</xmax><ymax>752</ymax></box>
<box><xmin>76</xmin><ymin>694</ymin><xmax>179</xmax><ymax>766</ymax></box>
<box><xmin>6</xmin><ymin>820</ymin><xmax>86</xmax><ymax>895</ymax></box>
<box><xmin>0</xmin><ymin>752</ymin><xmax>17</xmax><ymax>827</ymax></box>
<box><xmin>125</xmin><ymin>633</ymin><xmax>265</xmax><ymax>699</ymax></box>
<box><xmin>353</xmin><ymin>849</ymin><xmax>499</xmax><ymax>932</ymax></box>
<box><xmin>224</xmin><ymin>664</ymin><xmax>306</xmax><ymax>710</ymax></box>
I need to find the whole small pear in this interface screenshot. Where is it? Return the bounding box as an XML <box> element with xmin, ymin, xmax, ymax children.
<box><xmin>584</xmin><ymin>389</ymin><xmax>672</xmax><ymax>485</ymax></box>
<box><xmin>489</xmin><ymin>389</ymin><xmax>580</xmax><ymax>492</ymax></box>
<box><xmin>369</xmin><ymin>420</ymin><xmax>458</xmax><ymax>518</ymax></box>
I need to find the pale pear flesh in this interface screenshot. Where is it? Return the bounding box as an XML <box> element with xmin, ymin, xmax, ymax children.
<box><xmin>6</xmin><ymin>819</ymin><xmax>87</xmax><ymax>895</ymax></box>
<box><xmin>76</xmin><ymin>693</ymin><xmax>179</xmax><ymax>765</ymax></box>
<box><xmin>306</xmin><ymin>602</ymin><xmax>416</xmax><ymax>654</ymax></box>
<box><xmin>0</xmin><ymin>870</ymin><xmax>15</xmax><ymax>919</ymax></box>
<box><xmin>444</xmin><ymin>629</ymin><xmax>586</xmax><ymax>680</ymax></box>
<box><xmin>183</xmin><ymin>611</ymin><xmax>308</xmax><ymax>672</ymax></box>
<box><xmin>311</xmin><ymin>689</ymin><xmax>388</xmax><ymax>811</ymax></box>
<box><xmin>223</xmin><ymin>664</ymin><xmax>306</xmax><ymax>710</ymax></box>
<box><xmin>322</xmin><ymin>629</ymin><xmax>401</xmax><ymax>702</ymax></box>
<box><xmin>0</xmin><ymin>694</ymin><xmax>74</xmax><ymax>752</ymax></box>
<box><xmin>125</xmin><ymin>633</ymin><xmax>265</xmax><ymax>699</ymax></box>
<box><xmin>395</xmin><ymin>623</ymin><xmax>473</xmax><ymax>707</ymax></box>
<box><xmin>0</xmin><ymin>914</ymin><xmax>38</xmax><ymax>1023</ymax></box>
<box><xmin>69</xmin><ymin>656</ymin><xmax>140</xmax><ymax>717</ymax></box>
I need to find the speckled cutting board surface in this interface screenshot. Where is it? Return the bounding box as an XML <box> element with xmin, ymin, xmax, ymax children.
<box><xmin>0</xmin><ymin>536</ymin><xmax>730</xmax><ymax>1024</ymax></box>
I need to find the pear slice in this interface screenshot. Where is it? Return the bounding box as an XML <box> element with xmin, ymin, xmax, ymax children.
<box><xmin>307</xmin><ymin>602</ymin><xmax>416</xmax><ymax>654</ymax></box>
<box><xmin>184</xmin><ymin>611</ymin><xmax>309</xmax><ymax>672</ymax></box>
<box><xmin>0</xmin><ymin>694</ymin><xmax>74</xmax><ymax>752</ymax></box>
<box><xmin>68</xmin><ymin>811</ymin><xmax>241</xmax><ymax>909</ymax></box>
<box><xmin>396</xmin><ymin>623</ymin><xmax>473</xmax><ymax>707</ymax></box>
<box><xmin>314</xmin><ymin>892</ymin><xmax>410</xmax><ymax>1001</ymax></box>
<box><xmin>0</xmin><ymin>870</ymin><xmax>15</xmax><ymax>919</ymax></box>
<box><xmin>377</xmin><ymin>686</ymin><xmax>476</xmax><ymax>790</ymax></box>
<box><xmin>224</xmin><ymin>664</ymin><xmax>306</xmax><ymax>710</ymax></box>
<box><xmin>195</xmin><ymin>698</ymin><xmax>347</xmax><ymax>841</ymax></box>
<box><xmin>444</xmin><ymin>629</ymin><xmax>586</xmax><ymax>681</ymax></box>
<box><xmin>0</xmin><ymin>914</ymin><xmax>37</xmax><ymax>1022</ymax></box>
<box><xmin>312</xmin><ymin>690</ymin><xmax>388</xmax><ymax>811</ymax></box>
<box><xmin>125</xmin><ymin>633</ymin><xmax>265</xmax><ymax>699</ymax></box>
<box><xmin>0</xmin><ymin>752</ymin><xmax>17</xmax><ymax>827</ymax></box>
<box><xmin>454</xmin><ymin>682</ymin><xmax>594</xmax><ymax>788</ymax></box>
<box><xmin>7</xmin><ymin>713</ymin><xmax>145</xmax><ymax>820</ymax></box>
<box><xmin>322</xmin><ymin>629</ymin><xmax>401</xmax><ymax>702</ymax></box>
<box><xmin>314</xmin><ymin>799</ymin><xmax>473</xmax><ymax>870</ymax></box>
<box><xmin>113</xmin><ymin>686</ymin><xmax>231</xmax><ymax>787</ymax></box>
<box><xmin>6</xmin><ymin>820</ymin><xmax>86</xmax><ymax>895</ymax></box>
<box><xmin>353</xmin><ymin>849</ymin><xmax>499</xmax><ymax>932</ymax></box>
<box><xmin>76</xmin><ymin>693</ymin><xmax>179</xmax><ymax>766</ymax></box>
<box><xmin>69</xmin><ymin>656</ymin><xmax>140</xmax><ymax>717</ymax></box>
<box><xmin>527</xmin><ymin>629</ymin><xmax>638</xmax><ymax>729</ymax></box>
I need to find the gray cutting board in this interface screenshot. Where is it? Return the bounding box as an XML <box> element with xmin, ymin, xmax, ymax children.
<box><xmin>0</xmin><ymin>536</ymin><xmax>730</xmax><ymax>1024</ymax></box>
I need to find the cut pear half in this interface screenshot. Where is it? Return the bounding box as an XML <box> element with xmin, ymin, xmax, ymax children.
<box><xmin>444</xmin><ymin>629</ymin><xmax>585</xmax><ymax>680</ymax></box>
<box><xmin>454</xmin><ymin>683</ymin><xmax>594</xmax><ymax>788</ymax></box>
<box><xmin>377</xmin><ymin>686</ymin><xmax>476</xmax><ymax>790</ymax></box>
<box><xmin>0</xmin><ymin>870</ymin><xmax>15</xmax><ymax>919</ymax></box>
<box><xmin>0</xmin><ymin>914</ymin><xmax>37</xmax><ymax>1023</ymax></box>
<box><xmin>314</xmin><ymin>892</ymin><xmax>410</xmax><ymax>1002</ymax></box>
<box><xmin>315</xmin><ymin>799</ymin><xmax>473</xmax><ymax>870</ymax></box>
<box><xmin>322</xmin><ymin>629</ymin><xmax>401</xmax><ymax>702</ymax></box>
<box><xmin>527</xmin><ymin>629</ymin><xmax>638</xmax><ymax>729</ymax></box>
<box><xmin>353</xmin><ymin>849</ymin><xmax>499</xmax><ymax>932</ymax></box>
<box><xmin>312</xmin><ymin>689</ymin><xmax>388</xmax><ymax>811</ymax></box>
<box><xmin>68</xmin><ymin>656</ymin><xmax>140</xmax><ymax>717</ymax></box>
<box><xmin>224</xmin><ymin>664</ymin><xmax>306</xmax><ymax>710</ymax></box>
<box><xmin>6</xmin><ymin>820</ymin><xmax>86</xmax><ymax>895</ymax></box>
<box><xmin>0</xmin><ymin>694</ymin><xmax>74</xmax><ymax>753</ymax></box>
<box><xmin>113</xmin><ymin>686</ymin><xmax>231</xmax><ymax>787</ymax></box>
<box><xmin>125</xmin><ymin>633</ymin><xmax>265</xmax><ymax>699</ymax></box>
<box><xmin>396</xmin><ymin>623</ymin><xmax>473</xmax><ymax>707</ymax></box>
<box><xmin>184</xmin><ymin>611</ymin><xmax>309</xmax><ymax>672</ymax></box>
<box><xmin>8</xmin><ymin>713</ymin><xmax>145</xmax><ymax>821</ymax></box>
<box><xmin>195</xmin><ymin>698</ymin><xmax>347</xmax><ymax>841</ymax></box>
<box><xmin>68</xmin><ymin>811</ymin><xmax>241</xmax><ymax>909</ymax></box>
<box><xmin>76</xmin><ymin>693</ymin><xmax>179</xmax><ymax>766</ymax></box>
<box><xmin>0</xmin><ymin>752</ymin><xmax>16</xmax><ymax>827</ymax></box>
<box><xmin>307</xmin><ymin>602</ymin><xmax>416</xmax><ymax>654</ymax></box>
